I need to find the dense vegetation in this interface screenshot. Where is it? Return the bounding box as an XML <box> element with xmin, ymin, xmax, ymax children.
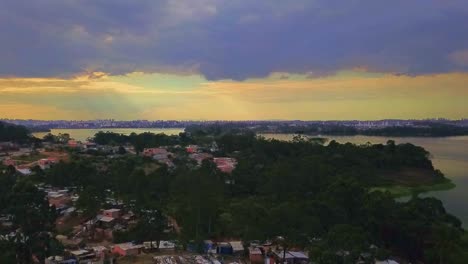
<box><xmin>93</xmin><ymin>131</ymin><xmax>194</xmax><ymax>153</ymax></box>
<box><xmin>38</xmin><ymin>132</ymin><xmax>468</xmax><ymax>263</ymax></box>
<box><xmin>0</xmin><ymin>121</ymin><xmax>31</xmax><ymax>142</ymax></box>
<box><xmin>0</xmin><ymin>166</ymin><xmax>62</xmax><ymax>263</ymax></box>
<box><xmin>186</xmin><ymin>122</ymin><xmax>468</xmax><ymax>137</ymax></box>
<box><xmin>2</xmin><ymin>130</ymin><xmax>466</xmax><ymax>263</ymax></box>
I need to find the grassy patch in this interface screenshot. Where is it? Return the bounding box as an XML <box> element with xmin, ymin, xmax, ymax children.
<box><xmin>380</xmin><ymin>168</ymin><xmax>442</xmax><ymax>186</ymax></box>
<box><xmin>14</xmin><ymin>153</ymin><xmax>47</xmax><ymax>163</ymax></box>
<box><xmin>370</xmin><ymin>179</ymin><xmax>456</xmax><ymax>198</ymax></box>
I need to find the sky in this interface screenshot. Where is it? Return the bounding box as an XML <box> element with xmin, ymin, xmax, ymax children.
<box><xmin>1</xmin><ymin>0</ymin><xmax>468</xmax><ymax>120</ymax></box>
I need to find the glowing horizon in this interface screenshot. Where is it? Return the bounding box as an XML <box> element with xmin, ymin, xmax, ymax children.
<box><xmin>1</xmin><ymin>70</ymin><xmax>467</xmax><ymax>120</ymax></box>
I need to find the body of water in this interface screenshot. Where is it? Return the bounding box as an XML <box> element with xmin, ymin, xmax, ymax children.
<box><xmin>33</xmin><ymin>128</ymin><xmax>184</xmax><ymax>142</ymax></box>
<box><xmin>33</xmin><ymin>129</ymin><xmax>468</xmax><ymax>227</ymax></box>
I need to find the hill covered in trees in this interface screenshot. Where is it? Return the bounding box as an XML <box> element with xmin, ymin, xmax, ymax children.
<box><xmin>185</xmin><ymin>122</ymin><xmax>468</xmax><ymax>137</ymax></box>
<box><xmin>0</xmin><ymin>121</ymin><xmax>31</xmax><ymax>142</ymax></box>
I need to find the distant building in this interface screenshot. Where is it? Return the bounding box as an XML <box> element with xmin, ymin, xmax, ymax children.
<box><xmin>112</xmin><ymin>243</ymin><xmax>143</xmax><ymax>256</ymax></box>
<box><xmin>69</xmin><ymin>249</ymin><xmax>95</xmax><ymax>262</ymax></box>
<box><xmin>186</xmin><ymin>145</ymin><xmax>199</xmax><ymax>153</ymax></box>
<box><xmin>213</xmin><ymin>157</ymin><xmax>237</xmax><ymax>173</ymax></box>
<box><xmin>249</xmin><ymin>247</ymin><xmax>264</xmax><ymax>264</ymax></box>
<box><xmin>229</xmin><ymin>241</ymin><xmax>244</xmax><ymax>254</ymax></box>
<box><xmin>3</xmin><ymin>159</ymin><xmax>16</xmax><ymax>166</ymax></box>
<box><xmin>15</xmin><ymin>166</ymin><xmax>32</xmax><ymax>176</ymax></box>
<box><xmin>48</xmin><ymin>192</ymin><xmax>71</xmax><ymax>207</ymax></box>
<box><xmin>189</xmin><ymin>153</ymin><xmax>213</xmax><ymax>165</ymax></box>
<box><xmin>143</xmin><ymin>148</ymin><xmax>168</xmax><ymax>157</ymax></box>
<box><xmin>83</xmin><ymin>142</ymin><xmax>97</xmax><ymax>149</ymax></box>
<box><xmin>273</xmin><ymin>251</ymin><xmax>309</xmax><ymax>264</ymax></box>
<box><xmin>39</xmin><ymin>157</ymin><xmax>59</xmax><ymax>169</ymax></box>
<box><xmin>216</xmin><ymin>242</ymin><xmax>233</xmax><ymax>255</ymax></box>
<box><xmin>103</xmin><ymin>208</ymin><xmax>121</xmax><ymax>219</ymax></box>
<box><xmin>375</xmin><ymin>260</ymin><xmax>399</xmax><ymax>264</ymax></box>
<box><xmin>67</xmin><ymin>140</ymin><xmax>79</xmax><ymax>148</ymax></box>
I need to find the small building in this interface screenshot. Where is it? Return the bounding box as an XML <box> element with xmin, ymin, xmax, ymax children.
<box><xmin>2</xmin><ymin>159</ymin><xmax>16</xmax><ymax>166</ymax></box>
<box><xmin>143</xmin><ymin>240</ymin><xmax>176</xmax><ymax>251</ymax></box>
<box><xmin>189</xmin><ymin>153</ymin><xmax>213</xmax><ymax>165</ymax></box>
<box><xmin>16</xmin><ymin>166</ymin><xmax>32</xmax><ymax>176</ymax></box>
<box><xmin>112</xmin><ymin>243</ymin><xmax>143</xmax><ymax>256</ymax></box>
<box><xmin>273</xmin><ymin>251</ymin><xmax>309</xmax><ymax>264</ymax></box>
<box><xmin>92</xmin><ymin>246</ymin><xmax>109</xmax><ymax>259</ymax></box>
<box><xmin>249</xmin><ymin>247</ymin><xmax>263</xmax><ymax>263</ymax></box>
<box><xmin>203</xmin><ymin>240</ymin><xmax>215</xmax><ymax>253</ymax></box>
<box><xmin>69</xmin><ymin>249</ymin><xmax>95</xmax><ymax>262</ymax></box>
<box><xmin>229</xmin><ymin>241</ymin><xmax>244</xmax><ymax>254</ymax></box>
<box><xmin>143</xmin><ymin>148</ymin><xmax>168</xmax><ymax>157</ymax></box>
<box><xmin>216</xmin><ymin>242</ymin><xmax>233</xmax><ymax>255</ymax></box>
<box><xmin>45</xmin><ymin>256</ymin><xmax>77</xmax><ymax>264</ymax></box>
<box><xmin>186</xmin><ymin>145</ymin><xmax>199</xmax><ymax>153</ymax></box>
<box><xmin>83</xmin><ymin>142</ymin><xmax>97</xmax><ymax>149</ymax></box>
<box><xmin>213</xmin><ymin>157</ymin><xmax>237</xmax><ymax>173</ymax></box>
<box><xmin>39</xmin><ymin>157</ymin><xmax>59</xmax><ymax>169</ymax></box>
<box><xmin>103</xmin><ymin>208</ymin><xmax>121</xmax><ymax>219</ymax></box>
<box><xmin>48</xmin><ymin>193</ymin><xmax>71</xmax><ymax>207</ymax></box>
<box><xmin>67</xmin><ymin>140</ymin><xmax>79</xmax><ymax>148</ymax></box>
<box><xmin>159</xmin><ymin>240</ymin><xmax>176</xmax><ymax>251</ymax></box>
<box><xmin>97</xmin><ymin>215</ymin><xmax>115</xmax><ymax>228</ymax></box>
<box><xmin>375</xmin><ymin>260</ymin><xmax>399</xmax><ymax>264</ymax></box>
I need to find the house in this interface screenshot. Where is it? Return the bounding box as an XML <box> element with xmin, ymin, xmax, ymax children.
<box><xmin>103</xmin><ymin>208</ymin><xmax>121</xmax><ymax>219</ymax></box>
<box><xmin>67</xmin><ymin>140</ymin><xmax>79</xmax><ymax>148</ymax></box>
<box><xmin>203</xmin><ymin>240</ymin><xmax>215</xmax><ymax>253</ymax></box>
<box><xmin>189</xmin><ymin>153</ymin><xmax>213</xmax><ymax>165</ymax></box>
<box><xmin>0</xmin><ymin>142</ymin><xmax>19</xmax><ymax>152</ymax></box>
<box><xmin>48</xmin><ymin>192</ymin><xmax>71</xmax><ymax>207</ymax></box>
<box><xmin>159</xmin><ymin>240</ymin><xmax>176</xmax><ymax>251</ymax></box>
<box><xmin>112</xmin><ymin>243</ymin><xmax>143</xmax><ymax>256</ymax></box>
<box><xmin>92</xmin><ymin>246</ymin><xmax>109</xmax><ymax>259</ymax></box>
<box><xmin>186</xmin><ymin>145</ymin><xmax>199</xmax><ymax>153</ymax></box>
<box><xmin>249</xmin><ymin>247</ymin><xmax>264</xmax><ymax>263</ymax></box>
<box><xmin>39</xmin><ymin>157</ymin><xmax>59</xmax><ymax>169</ymax></box>
<box><xmin>83</xmin><ymin>142</ymin><xmax>97</xmax><ymax>149</ymax></box>
<box><xmin>216</xmin><ymin>242</ymin><xmax>233</xmax><ymax>255</ymax></box>
<box><xmin>2</xmin><ymin>159</ymin><xmax>15</xmax><ymax>166</ymax></box>
<box><xmin>375</xmin><ymin>260</ymin><xmax>399</xmax><ymax>264</ymax></box>
<box><xmin>69</xmin><ymin>249</ymin><xmax>96</xmax><ymax>262</ymax></box>
<box><xmin>45</xmin><ymin>256</ymin><xmax>77</xmax><ymax>264</ymax></box>
<box><xmin>273</xmin><ymin>251</ymin><xmax>309</xmax><ymax>264</ymax></box>
<box><xmin>143</xmin><ymin>240</ymin><xmax>176</xmax><ymax>251</ymax></box>
<box><xmin>229</xmin><ymin>241</ymin><xmax>244</xmax><ymax>254</ymax></box>
<box><xmin>97</xmin><ymin>215</ymin><xmax>115</xmax><ymax>228</ymax></box>
<box><xmin>213</xmin><ymin>157</ymin><xmax>237</xmax><ymax>173</ymax></box>
<box><xmin>143</xmin><ymin>148</ymin><xmax>168</xmax><ymax>157</ymax></box>
<box><xmin>15</xmin><ymin>166</ymin><xmax>32</xmax><ymax>175</ymax></box>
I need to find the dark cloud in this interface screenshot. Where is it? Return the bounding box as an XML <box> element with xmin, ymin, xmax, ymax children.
<box><xmin>0</xmin><ymin>0</ymin><xmax>467</xmax><ymax>79</ymax></box>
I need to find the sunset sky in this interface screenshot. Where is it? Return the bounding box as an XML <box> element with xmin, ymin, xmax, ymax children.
<box><xmin>1</xmin><ymin>0</ymin><xmax>468</xmax><ymax>120</ymax></box>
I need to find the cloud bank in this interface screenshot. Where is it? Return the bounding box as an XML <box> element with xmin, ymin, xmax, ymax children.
<box><xmin>1</xmin><ymin>0</ymin><xmax>468</xmax><ymax>80</ymax></box>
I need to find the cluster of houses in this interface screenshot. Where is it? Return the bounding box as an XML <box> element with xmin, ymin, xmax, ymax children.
<box><xmin>143</xmin><ymin>144</ymin><xmax>237</xmax><ymax>173</ymax></box>
<box><xmin>45</xmin><ymin>239</ymin><xmax>311</xmax><ymax>264</ymax></box>
<box><xmin>2</xmin><ymin>155</ymin><xmax>60</xmax><ymax>176</ymax></box>
<box><xmin>45</xmin><ymin>240</ymin><xmax>177</xmax><ymax>264</ymax></box>
<box><xmin>143</xmin><ymin>147</ymin><xmax>175</xmax><ymax>167</ymax></box>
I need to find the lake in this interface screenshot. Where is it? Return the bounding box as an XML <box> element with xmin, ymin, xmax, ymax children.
<box><xmin>33</xmin><ymin>128</ymin><xmax>184</xmax><ymax>142</ymax></box>
<box><xmin>33</xmin><ymin>129</ymin><xmax>468</xmax><ymax>227</ymax></box>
